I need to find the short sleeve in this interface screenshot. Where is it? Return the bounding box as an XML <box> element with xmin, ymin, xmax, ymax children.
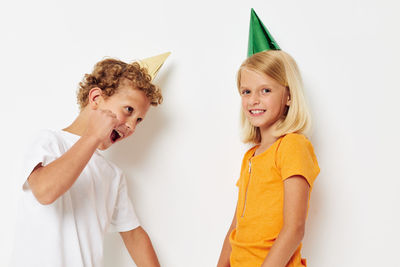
<box><xmin>277</xmin><ymin>134</ymin><xmax>320</xmax><ymax>188</ymax></box>
<box><xmin>108</xmin><ymin>175</ymin><xmax>140</xmax><ymax>232</ymax></box>
<box><xmin>21</xmin><ymin>130</ymin><xmax>62</xmax><ymax>189</ymax></box>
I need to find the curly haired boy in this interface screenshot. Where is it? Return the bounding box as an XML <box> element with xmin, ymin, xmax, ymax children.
<box><xmin>12</xmin><ymin>55</ymin><xmax>169</xmax><ymax>267</ymax></box>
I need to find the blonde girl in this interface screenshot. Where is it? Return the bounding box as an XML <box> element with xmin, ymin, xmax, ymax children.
<box><xmin>217</xmin><ymin>10</ymin><xmax>320</xmax><ymax>267</ymax></box>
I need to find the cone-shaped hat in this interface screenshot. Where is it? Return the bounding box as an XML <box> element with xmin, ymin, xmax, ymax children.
<box><xmin>248</xmin><ymin>8</ymin><xmax>280</xmax><ymax>57</ymax></box>
<box><xmin>138</xmin><ymin>52</ymin><xmax>171</xmax><ymax>81</ymax></box>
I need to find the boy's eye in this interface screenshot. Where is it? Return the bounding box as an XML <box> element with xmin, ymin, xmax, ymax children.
<box><xmin>137</xmin><ymin>118</ymin><xmax>143</xmax><ymax>124</ymax></box>
<box><xmin>262</xmin><ymin>88</ymin><xmax>271</xmax><ymax>93</ymax></box>
<box><xmin>125</xmin><ymin>107</ymin><xmax>134</xmax><ymax>113</ymax></box>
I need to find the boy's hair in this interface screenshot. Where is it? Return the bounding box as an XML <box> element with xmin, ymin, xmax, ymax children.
<box><xmin>237</xmin><ymin>50</ymin><xmax>311</xmax><ymax>144</ymax></box>
<box><xmin>77</xmin><ymin>58</ymin><xmax>163</xmax><ymax>110</ymax></box>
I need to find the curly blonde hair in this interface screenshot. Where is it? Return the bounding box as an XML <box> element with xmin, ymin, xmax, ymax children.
<box><xmin>77</xmin><ymin>58</ymin><xmax>163</xmax><ymax>110</ymax></box>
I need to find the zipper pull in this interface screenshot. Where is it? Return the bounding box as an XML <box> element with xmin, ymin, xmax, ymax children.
<box><xmin>248</xmin><ymin>160</ymin><xmax>252</xmax><ymax>173</ymax></box>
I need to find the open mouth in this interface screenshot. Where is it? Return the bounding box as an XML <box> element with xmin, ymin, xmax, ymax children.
<box><xmin>249</xmin><ymin>109</ymin><xmax>266</xmax><ymax>115</ymax></box>
<box><xmin>110</xmin><ymin>129</ymin><xmax>124</xmax><ymax>143</ymax></box>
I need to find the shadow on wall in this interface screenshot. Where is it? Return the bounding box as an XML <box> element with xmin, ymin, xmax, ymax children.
<box><xmin>302</xmin><ymin>133</ymin><xmax>325</xmax><ymax>258</ymax></box>
<box><xmin>303</xmin><ymin>179</ymin><xmax>324</xmax><ymax>247</ymax></box>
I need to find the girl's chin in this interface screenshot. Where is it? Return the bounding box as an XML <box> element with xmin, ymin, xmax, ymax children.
<box><xmin>248</xmin><ymin>119</ymin><xmax>269</xmax><ymax>128</ymax></box>
<box><xmin>249</xmin><ymin>120</ymin><xmax>275</xmax><ymax>130</ymax></box>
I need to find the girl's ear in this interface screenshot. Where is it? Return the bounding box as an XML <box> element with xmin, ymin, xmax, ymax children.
<box><xmin>286</xmin><ymin>89</ymin><xmax>291</xmax><ymax>106</ymax></box>
<box><xmin>88</xmin><ymin>87</ymin><xmax>103</xmax><ymax>109</ymax></box>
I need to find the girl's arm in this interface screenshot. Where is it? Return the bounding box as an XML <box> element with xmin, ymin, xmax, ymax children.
<box><xmin>217</xmin><ymin>207</ymin><xmax>237</xmax><ymax>267</ymax></box>
<box><xmin>261</xmin><ymin>176</ymin><xmax>310</xmax><ymax>267</ymax></box>
<box><xmin>120</xmin><ymin>226</ymin><xmax>160</xmax><ymax>267</ymax></box>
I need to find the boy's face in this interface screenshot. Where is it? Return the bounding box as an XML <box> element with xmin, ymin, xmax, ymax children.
<box><xmin>93</xmin><ymin>81</ymin><xmax>151</xmax><ymax>150</ymax></box>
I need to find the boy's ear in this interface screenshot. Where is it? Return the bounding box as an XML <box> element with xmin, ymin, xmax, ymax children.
<box><xmin>88</xmin><ymin>87</ymin><xmax>103</xmax><ymax>109</ymax></box>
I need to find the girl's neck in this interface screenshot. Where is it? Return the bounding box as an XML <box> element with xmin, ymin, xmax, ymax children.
<box><xmin>255</xmin><ymin>126</ymin><xmax>278</xmax><ymax>156</ymax></box>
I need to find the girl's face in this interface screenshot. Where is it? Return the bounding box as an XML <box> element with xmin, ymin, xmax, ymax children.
<box><xmin>240</xmin><ymin>67</ymin><xmax>290</xmax><ymax>131</ymax></box>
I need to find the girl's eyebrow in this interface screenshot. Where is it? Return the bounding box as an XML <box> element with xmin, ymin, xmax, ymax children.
<box><xmin>257</xmin><ymin>83</ymin><xmax>273</xmax><ymax>88</ymax></box>
<box><xmin>240</xmin><ymin>83</ymin><xmax>274</xmax><ymax>90</ymax></box>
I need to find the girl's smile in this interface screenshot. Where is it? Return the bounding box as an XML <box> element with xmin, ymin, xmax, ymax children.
<box><xmin>249</xmin><ymin>109</ymin><xmax>266</xmax><ymax>116</ymax></box>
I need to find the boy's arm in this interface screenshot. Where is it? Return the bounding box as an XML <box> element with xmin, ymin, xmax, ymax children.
<box><xmin>217</xmin><ymin>207</ymin><xmax>237</xmax><ymax>267</ymax></box>
<box><xmin>261</xmin><ymin>176</ymin><xmax>310</xmax><ymax>267</ymax></box>
<box><xmin>28</xmin><ymin>109</ymin><xmax>119</xmax><ymax>205</ymax></box>
<box><xmin>120</xmin><ymin>227</ymin><xmax>160</xmax><ymax>267</ymax></box>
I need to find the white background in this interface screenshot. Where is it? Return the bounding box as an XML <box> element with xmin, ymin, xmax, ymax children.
<box><xmin>1</xmin><ymin>0</ymin><xmax>399</xmax><ymax>266</ymax></box>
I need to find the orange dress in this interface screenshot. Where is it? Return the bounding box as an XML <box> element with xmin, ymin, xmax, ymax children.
<box><xmin>229</xmin><ymin>133</ymin><xmax>320</xmax><ymax>267</ymax></box>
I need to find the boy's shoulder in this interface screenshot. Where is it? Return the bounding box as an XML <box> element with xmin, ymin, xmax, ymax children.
<box><xmin>28</xmin><ymin>129</ymin><xmax>64</xmax><ymax>149</ymax></box>
<box><xmin>32</xmin><ymin>128</ymin><xmax>59</xmax><ymax>139</ymax></box>
<box><xmin>29</xmin><ymin>129</ymin><xmax>80</xmax><ymax>150</ymax></box>
<box><xmin>29</xmin><ymin>129</ymin><xmax>124</xmax><ymax>177</ymax></box>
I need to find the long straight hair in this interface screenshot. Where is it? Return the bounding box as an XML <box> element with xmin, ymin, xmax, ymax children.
<box><xmin>237</xmin><ymin>50</ymin><xmax>311</xmax><ymax>144</ymax></box>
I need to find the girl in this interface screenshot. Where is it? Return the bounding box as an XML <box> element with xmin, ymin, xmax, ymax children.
<box><xmin>217</xmin><ymin>49</ymin><xmax>320</xmax><ymax>266</ymax></box>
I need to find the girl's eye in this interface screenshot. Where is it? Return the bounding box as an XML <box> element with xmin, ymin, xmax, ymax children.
<box><xmin>241</xmin><ymin>89</ymin><xmax>251</xmax><ymax>95</ymax></box>
<box><xmin>262</xmin><ymin>88</ymin><xmax>271</xmax><ymax>93</ymax></box>
<box><xmin>125</xmin><ymin>107</ymin><xmax>134</xmax><ymax>113</ymax></box>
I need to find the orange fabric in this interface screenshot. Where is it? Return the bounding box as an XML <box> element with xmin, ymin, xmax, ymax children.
<box><xmin>229</xmin><ymin>133</ymin><xmax>320</xmax><ymax>267</ymax></box>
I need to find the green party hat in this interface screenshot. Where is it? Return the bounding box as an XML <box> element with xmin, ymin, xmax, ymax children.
<box><xmin>248</xmin><ymin>8</ymin><xmax>280</xmax><ymax>57</ymax></box>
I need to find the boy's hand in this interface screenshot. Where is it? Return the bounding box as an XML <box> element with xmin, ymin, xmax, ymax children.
<box><xmin>85</xmin><ymin>109</ymin><xmax>120</xmax><ymax>143</ymax></box>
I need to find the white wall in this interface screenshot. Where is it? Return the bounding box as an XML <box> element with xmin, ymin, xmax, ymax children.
<box><xmin>1</xmin><ymin>0</ymin><xmax>399</xmax><ymax>266</ymax></box>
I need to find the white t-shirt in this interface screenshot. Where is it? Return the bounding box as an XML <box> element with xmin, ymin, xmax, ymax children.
<box><xmin>12</xmin><ymin>129</ymin><xmax>140</xmax><ymax>267</ymax></box>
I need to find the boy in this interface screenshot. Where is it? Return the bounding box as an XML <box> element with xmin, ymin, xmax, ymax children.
<box><xmin>12</xmin><ymin>53</ymin><xmax>170</xmax><ymax>267</ymax></box>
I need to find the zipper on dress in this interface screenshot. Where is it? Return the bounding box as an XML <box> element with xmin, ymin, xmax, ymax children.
<box><xmin>241</xmin><ymin>159</ymin><xmax>252</xmax><ymax>217</ymax></box>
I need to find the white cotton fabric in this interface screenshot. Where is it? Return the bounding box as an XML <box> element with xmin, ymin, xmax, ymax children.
<box><xmin>12</xmin><ymin>129</ymin><xmax>140</xmax><ymax>267</ymax></box>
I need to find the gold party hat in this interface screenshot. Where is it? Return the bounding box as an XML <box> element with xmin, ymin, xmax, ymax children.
<box><xmin>138</xmin><ymin>52</ymin><xmax>171</xmax><ymax>80</ymax></box>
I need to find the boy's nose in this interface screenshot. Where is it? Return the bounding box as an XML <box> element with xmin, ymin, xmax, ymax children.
<box><xmin>125</xmin><ymin>120</ymin><xmax>136</xmax><ymax>134</ymax></box>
